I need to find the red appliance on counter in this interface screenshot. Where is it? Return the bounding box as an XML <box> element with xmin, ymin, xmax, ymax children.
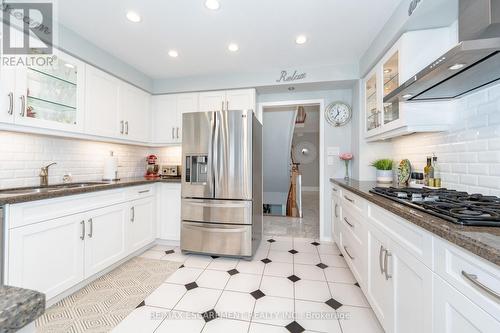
<box><xmin>145</xmin><ymin>154</ymin><xmax>160</xmax><ymax>178</ymax></box>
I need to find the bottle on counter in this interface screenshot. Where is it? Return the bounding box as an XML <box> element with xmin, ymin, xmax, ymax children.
<box><xmin>424</xmin><ymin>157</ymin><xmax>434</xmax><ymax>186</ymax></box>
<box><xmin>433</xmin><ymin>156</ymin><xmax>441</xmax><ymax>188</ymax></box>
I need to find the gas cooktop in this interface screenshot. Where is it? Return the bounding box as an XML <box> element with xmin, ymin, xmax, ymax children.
<box><xmin>370</xmin><ymin>187</ymin><xmax>500</xmax><ymax>227</ymax></box>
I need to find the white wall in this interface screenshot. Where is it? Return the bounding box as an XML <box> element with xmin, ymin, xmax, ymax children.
<box><xmin>389</xmin><ymin>83</ymin><xmax>500</xmax><ymax>196</ymax></box>
<box><xmin>0</xmin><ymin>131</ymin><xmax>179</xmax><ymax>189</ymax></box>
<box><xmin>258</xmin><ymin>89</ymin><xmax>353</xmax><ymax>240</ymax></box>
<box><xmin>293</xmin><ymin>132</ymin><xmax>320</xmax><ymax>189</ymax></box>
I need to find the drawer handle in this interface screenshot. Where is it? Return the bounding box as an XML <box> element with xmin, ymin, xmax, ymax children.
<box><xmin>131</xmin><ymin>207</ymin><xmax>135</xmax><ymax>222</ymax></box>
<box><xmin>334</xmin><ymin>204</ymin><xmax>339</xmax><ymax>218</ymax></box>
<box><xmin>80</xmin><ymin>220</ymin><xmax>85</xmax><ymax>240</ymax></box>
<box><xmin>344</xmin><ymin>217</ymin><xmax>354</xmax><ymax>228</ymax></box>
<box><xmin>462</xmin><ymin>270</ymin><xmax>500</xmax><ymax>301</ymax></box>
<box><xmin>344</xmin><ymin>195</ymin><xmax>354</xmax><ymax>203</ymax></box>
<box><xmin>88</xmin><ymin>218</ymin><xmax>93</xmax><ymax>238</ymax></box>
<box><xmin>184</xmin><ymin>224</ymin><xmax>247</xmax><ymax>233</ymax></box>
<box><xmin>379</xmin><ymin>245</ymin><xmax>385</xmax><ymax>274</ymax></box>
<box><xmin>384</xmin><ymin>250</ymin><xmax>392</xmax><ymax>280</ymax></box>
<box><xmin>138</xmin><ymin>190</ymin><xmax>150</xmax><ymax>194</ymax></box>
<box><xmin>344</xmin><ymin>246</ymin><xmax>355</xmax><ymax>260</ymax></box>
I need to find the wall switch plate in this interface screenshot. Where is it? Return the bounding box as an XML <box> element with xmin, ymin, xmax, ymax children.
<box><xmin>327</xmin><ymin>156</ymin><xmax>335</xmax><ymax>165</ymax></box>
<box><xmin>327</xmin><ymin>147</ymin><xmax>340</xmax><ymax>156</ymax></box>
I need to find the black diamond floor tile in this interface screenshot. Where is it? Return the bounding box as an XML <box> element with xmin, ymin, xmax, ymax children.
<box><xmin>250</xmin><ymin>289</ymin><xmax>266</xmax><ymax>300</ymax></box>
<box><xmin>354</xmin><ymin>282</ymin><xmax>360</xmax><ymax>287</ymax></box>
<box><xmin>267</xmin><ymin>239</ymin><xmax>276</xmax><ymax>243</ymax></box>
<box><xmin>211</xmin><ymin>256</ymin><xmax>219</xmax><ymax>259</ymax></box>
<box><xmin>178</xmin><ymin>264</ymin><xmax>185</xmax><ymax>269</ymax></box>
<box><xmin>311</xmin><ymin>241</ymin><xmax>320</xmax><ymax>246</ymax></box>
<box><xmin>285</xmin><ymin>321</ymin><xmax>305</xmax><ymax>333</ymax></box>
<box><xmin>136</xmin><ymin>300</ymin><xmax>145</xmax><ymax>308</ymax></box>
<box><xmin>325</xmin><ymin>298</ymin><xmax>343</xmax><ymax>310</ymax></box>
<box><xmin>184</xmin><ymin>282</ymin><xmax>198</xmax><ymax>290</ymax></box>
<box><xmin>287</xmin><ymin>275</ymin><xmax>301</xmax><ymax>283</ymax></box>
<box><xmin>165</xmin><ymin>249</ymin><xmax>175</xmax><ymax>255</ymax></box>
<box><xmin>201</xmin><ymin>309</ymin><xmax>218</xmax><ymax>323</ymax></box>
<box><xmin>339</xmin><ymin>253</ymin><xmax>344</xmax><ymax>257</ymax></box>
<box><xmin>261</xmin><ymin>258</ymin><xmax>272</xmax><ymax>264</ymax></box>
<box><xmin>227</xmin><ymin>269</ymin><xmax>239</xmax><ymax>276</ymax></box>
<box><xmin>316</xmin><ymin>263</ymin><xmax>328</xmax><ymax>269</ymax></box>
<box><xmin>288</xmin><ymin>249</ymin><xmax>298</xmax><ymax>254</ymax></box>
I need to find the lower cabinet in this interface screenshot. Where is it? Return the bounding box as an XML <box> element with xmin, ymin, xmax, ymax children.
<box><xmin>433</xmin><ymin>275</ymin><xmax>500</xmax><ymax>332</ymax></box>
<box><xmin>158</xmin><ymin>183</ymin><xmax>182</xmax><ymax>241</ymax></box>
<box><xmin>84</xmin><ymin>203</ymin><xmax>128</xmax><ymax>277</ymax></box>
<box><xmin>8</xmin><ymin>214</ymin><xmax>85</xmax><ymax>300</ymax></box>
<box><xmin>127</xmin><ymin>197</ymin><xmax>155</xmax><ymax>252</ymax></box>
<box><xmin>331</xmin><ymin>187</ymin><xmax>341</xmax><ymax>244</ymax></box>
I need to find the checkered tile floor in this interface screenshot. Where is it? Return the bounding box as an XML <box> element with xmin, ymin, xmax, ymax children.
<box><xmin>112</xmin><ymin>236</ymin><xmax>383</xmax><ymax>333</ymax></box>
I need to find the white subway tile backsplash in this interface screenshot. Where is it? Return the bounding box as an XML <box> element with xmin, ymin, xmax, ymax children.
<box><xmin>391</xmin><ymin>83</ymin><xmax>500</xmax><ymax>194</ymax></box>
<box><xmin>0</xmin><ymin>131</ymin><xmax>181</xmax><ymax>189</ymax></box>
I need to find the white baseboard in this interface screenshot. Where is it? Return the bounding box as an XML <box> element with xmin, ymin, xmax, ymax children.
<box><xmin>302</xmin><ymin>186</ymin><xmax>320</xmax><ymax>192</ymax></box>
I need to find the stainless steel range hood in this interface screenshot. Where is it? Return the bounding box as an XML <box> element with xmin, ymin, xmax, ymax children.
<box><xmin>385</xmin><ymin>0</ymin><xmax>500</xmax><ymax>103</ymax></box>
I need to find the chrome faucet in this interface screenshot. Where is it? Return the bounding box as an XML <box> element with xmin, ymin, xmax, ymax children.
<box><xmin>40</xmin><ymin>162</ymin><xmax>57</xmax><ymax>186</ymax></box>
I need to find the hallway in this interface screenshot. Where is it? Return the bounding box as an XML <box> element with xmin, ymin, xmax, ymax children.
<box><xmin>264</xmin><ymin>191</ymin><xmax>319</xmax><ymax>239</ymax></box>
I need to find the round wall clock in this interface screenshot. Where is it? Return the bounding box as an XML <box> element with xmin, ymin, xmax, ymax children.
<box><xmin>325</xmin><ymin>101</ymin><xmax>352</xmax><ymax>127</ymax></box>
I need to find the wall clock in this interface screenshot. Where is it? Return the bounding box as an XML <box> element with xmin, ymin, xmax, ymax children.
<box><xmin>325</xmin><ymin>101</ymin><xmax>352</xmax><ymax>127</ymax></box>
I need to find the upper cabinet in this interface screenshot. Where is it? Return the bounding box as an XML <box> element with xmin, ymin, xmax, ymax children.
<box><xmin>85</xmin><ymin>65</ymin><xmax>150</xmax><ymax>143</ymax></box>
<box><xmin>0</xmin><ymin>50</ymin><xmax>85</xmax><ymax>132</ymax></box>
<box><xmin>363</xmin><ymin>27</ymin><xmax>456</xmax><ymax>141</ymax></box>
<box><xmin>199</xmin><ymin>89</ymin><xmax>256</xmax><ymax>112</ymax></box>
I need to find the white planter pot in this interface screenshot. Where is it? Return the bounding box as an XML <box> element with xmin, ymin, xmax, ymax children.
<box><xmin>376</xmin><ymin>170</ymin><xmax>393</xmax><ymax>183</ymax></box>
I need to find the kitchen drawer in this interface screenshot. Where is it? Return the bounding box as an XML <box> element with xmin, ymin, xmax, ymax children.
<box><xmin>331</xmin><ymin>183</ymin><xmax>342</xmax><ymax>198</ymax></box>
<box><xmin>367</xmin><ymin>204</ymin><xmax>433</xmax><ymax>268</ymax></box>
<box><xmin>181</xmin><ymin>199</ymin><xmax>252</xmax><ymax>225</ymax></box>
<box><xmin>181</xmin><ymin>221</ymin><xmax>252</xmax><ymax>257</ymax></box>
<box><xmin>341</xmin><ymin>189</ymin><xmax>366</xmax><ymax>214</ymax></box>
<box><xmin>341</xmin><ymin>205</ymin><xmax>366</xmax><ymax>245</ymax></box>
<box><xmin>434</xmin><ymin>237</ymin><xmax>500</xmax><ymax>318</ymax></box>
<box><xmin>125</xmin><ymin>185</ymin><xmax>155</xmax><ymax>200</ymax></box>
<box><xmin>339</xmin><ymin>223</ymin><xmax>365</xmax><ymax>285</ymax></box>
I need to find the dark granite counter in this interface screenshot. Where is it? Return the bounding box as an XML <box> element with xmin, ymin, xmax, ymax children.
<box><xmin>0</xmin><ymin>177</ymin><xmax>181</xmax><ymax>205</ymax></box>
<box><xmin>0</xmin><ymin>285</ymin><xmax>45</xmax><ymax>333</ymax></box>
<box><xmin>331</xmin><ymin>178</ymin><xmax>500</xmax><ymax>266</ymax></box>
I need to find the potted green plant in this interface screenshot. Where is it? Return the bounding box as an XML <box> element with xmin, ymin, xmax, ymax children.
<box><xmin>371</xmin><ymin>159</ymin><xmax>394</xmax><ymax>183</ymax></box>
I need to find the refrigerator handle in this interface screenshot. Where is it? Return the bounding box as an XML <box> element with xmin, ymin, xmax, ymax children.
<box><xmin>212</xmin><ymin>111</ymin><xmax>220</xmax><ymax>197</ymax></box>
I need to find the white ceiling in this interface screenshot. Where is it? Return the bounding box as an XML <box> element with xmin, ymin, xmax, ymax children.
<box><xmin>58</xmin><ymin>0</ymin><xmax>402</xmax><ymax>80</ymax></box>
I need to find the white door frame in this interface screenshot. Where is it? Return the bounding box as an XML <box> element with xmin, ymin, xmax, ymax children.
<box><xmin>258</xmin><ymin>99</ymin><xmax>327</xmax><ymax>241</ymax></box>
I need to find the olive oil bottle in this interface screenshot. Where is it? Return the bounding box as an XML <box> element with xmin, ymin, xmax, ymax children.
<box><xmin>424</xmin><ymin>157</ymin><xmax>434</xmax><ymax>186</ymax></box>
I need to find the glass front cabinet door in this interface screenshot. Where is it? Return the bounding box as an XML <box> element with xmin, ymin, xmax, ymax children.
<box><xmin>365</xmin><ymin>71</ymin><xmax>380</xmax><ymax>133</ymax></box>
<box><xmin>382</xmin><ymin>51</ymin><xmax>400</xmax><ymax>125</ymax></box>
<box><xmin>15</xmin><ymin>50</ymin><xmax>85</xmax><ymax>132</ymax></box>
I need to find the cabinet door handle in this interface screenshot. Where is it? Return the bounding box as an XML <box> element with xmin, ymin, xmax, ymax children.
<box><xmin>344</xmin><ymin>246</ymin><xmax>355</xmax><ymax>260</ymax></box>
<box><xmin>125</xmin><ymin>121</ymin><xmax>129</xmax><ymax>135</ymax></box>
<box><xmin>138</xmin><ymin>189</ymin><xmax>150</xmax><ymax>194</ymax></box>
<box><xmin>172</xmin><ymin>127</ymin><xmax>175</xmax><ymax>139</ymax></box>
<box><xmin>120</xmin><ymin>120</ymin><xmax>124</xmax><ymax>134</ymax></box>
<box><xmin>80</xmin><ymin>220</ymin><xmax>85</xmax><ymax>240</ymax></box>
<box><xmin>88</xmin><ymin>218</ymin><xmax>93</xmax><ymax>238</ymax></box>
<box><xmin>344</xmin><ymin>195</ymin><xmax>354</xmax><ymax>203</ymax></box>
<box><xmin>176</xmin><ymin>127</ymin><xmax>179</xmax><ymax>139</ymax></box>
<box><xmin>379</xmin><ymin>245</ymin><xmax>385</xmax><ymax>274</ymax></box>
<box><xmin>19</xmin><ymin>95</ymin><xmax>25</xmax><ymax>117</ymax></box>
<box><xmin>344</xmin><ymin>217</ymin><xmax>354</xmax><ymax>228</ymax></box>
<box><xmin>131</xmin><ymin>206</ymin><xmax>135</xmax><ymax>222</ymax></box>
<box><xmin>334</xmin><ymin>203</ymin><xmax>339</xmax><ymax>218</ymax></box>
<box><xmin>7</xmin><ymin>92</ymin><xmax>13</xmax><ymax>115</ymax></box>
<box><xmin>462</xmin><ymin>270</ymin><xmax>500</xmax><ymax>301</ymax></box>
<box><xmin>384</xmin><ymin>250</ymin><xmax>392</xmax><ymax>280</ymax></box>
<box><xmin>226</xmin><ymin>100</ymin><xmax>229</xmax><ymax>111</ymax></box>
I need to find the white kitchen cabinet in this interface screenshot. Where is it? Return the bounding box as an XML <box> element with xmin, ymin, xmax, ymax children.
<box><xmin>199</xmin><ymin>89</ymin><xmax>256</xmax><ymax>112</ymax></box>
<box><xmin>119</xmin><ymin>83</ymin><xmax>151</xmax><ymax>142</ymax></box>
<box><xmin>8</xmin><ymin>214</ymin><xmax>85</xmax><ymax>300</ymax></box>
<box><xmin>331</xmin><ymin>185</ymin><xmax>341</xmax><ymax>244</ymax></box>
<box><xmin>85</xmin><ymin>65</ymin><xmax>121</xmax><ymax>138</ymax></box>
<box><xmin>84</xmin><ymin>203</ymin><xmax>128</xmax><ymax>277</ymax></box>
<box><xmin>127</xmin><ymin>197</ymin><xmax>155</xmax><ymax>252</ymax></box>
<box><xmin>0</xmin><ymin>64</ymin><xmax>16</xmax><ymax>124</ymax></box>
<box><xmin>158</xmin><ymin>183</ymin><xmax>182</xmax><ymax>241</ymax></box>
<box><xmin>363</xmin><ymin>27</ymin><xmax>456</xmax><ymax>141</ymax></box>
<box><xmin>433</xmin><ymin>275</ymin><xmax>500</xmax><ymax>332</ymax></box>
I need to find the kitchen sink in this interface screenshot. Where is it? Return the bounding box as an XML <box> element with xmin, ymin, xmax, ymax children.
<box><xmin>0</xmin><ymin>182</ymin><xmax>110</xmax><ymax>195</ymax></box>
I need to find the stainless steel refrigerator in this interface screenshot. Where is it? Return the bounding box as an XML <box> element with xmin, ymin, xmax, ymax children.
<box><xmin>181</xmin><ymin>110</ymin><xmax>262</xmax><ymax>258</ymax></box>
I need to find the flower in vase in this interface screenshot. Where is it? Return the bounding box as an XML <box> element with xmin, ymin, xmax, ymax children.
<box><xmin>339</xmin><ymin>153</ymin><xmax>353</xmax><ymax>180</ymax></box>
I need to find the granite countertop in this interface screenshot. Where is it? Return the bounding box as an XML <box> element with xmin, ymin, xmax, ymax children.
<box><xmin>0</xmin><ymin>285</ymin><xmax>45</xmax><ymax>333</ymax></box>
<box><xmin>0</xmin><ymin>177</ymin><xmax>181</xmax><ymax>205</ymax></box>
<box><xmin>331</xmin><ymin>178</ymin><xmax>500</xmax><ymax>266</ymax></box>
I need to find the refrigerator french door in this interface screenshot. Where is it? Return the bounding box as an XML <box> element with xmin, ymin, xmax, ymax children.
<box><xmin>181</xmin><ymin>110</ymin><xmax>262</xmax><ymax>257</ymax></box>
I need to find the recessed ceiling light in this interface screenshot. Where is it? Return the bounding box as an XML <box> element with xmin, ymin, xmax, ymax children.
<box><xmin>402</xmin><ymin>94</ymin><xmax>413</xmax><ymax>99</ymax></box>
<box><xmin>228</xmin><ymin>43</ymin><xmax>239</xmax><ymax>52</ymax></box>
<box><xmin>295</xmin><ymin>35</ymin><xmax>307</xmax><ymax>45</ymax></box>
<box><xmin>64</xmin><ymin>63</ymin><xmax>75</xmax><ymax>69</ymax></box>
<box><xmin>205</xmin><ymin>0</ymin><xmax>220</xmax><ymax>10</ymax></box>
<box><xmin>448</xmin><ymin>63</ymin><xmax>466</xmax><ymax>70</ymax></box>
<box><xmin>384</xmin><ymin>69</ymin><xmax>392</xmax><ymax>74</ymax></box>
<box><xmin>126</xmin><ymin>11</ymin><xmax>141</xmax><ymax>23</ymax></box>
<box><xmin>168</xmin><ymin>50</ymin><xmax>179</xmax><ymax>58</ymax></box>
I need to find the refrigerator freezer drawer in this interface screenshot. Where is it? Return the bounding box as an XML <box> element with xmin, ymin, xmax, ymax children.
<box><xmin>181</xmin><ymin>222</ymin><xmax>252</xmax><ymax>257</ymax></box>
<box><xmin>181</xmin><ymin>199</ymin><xmax>252</xmax><ymax>225</ymax></box>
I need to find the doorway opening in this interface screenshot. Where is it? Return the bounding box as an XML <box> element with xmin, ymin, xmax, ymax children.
<box><xmin>261</xmin><ymin>102</ymin><xmax>321</xmax><ymax>239</ymax></box>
